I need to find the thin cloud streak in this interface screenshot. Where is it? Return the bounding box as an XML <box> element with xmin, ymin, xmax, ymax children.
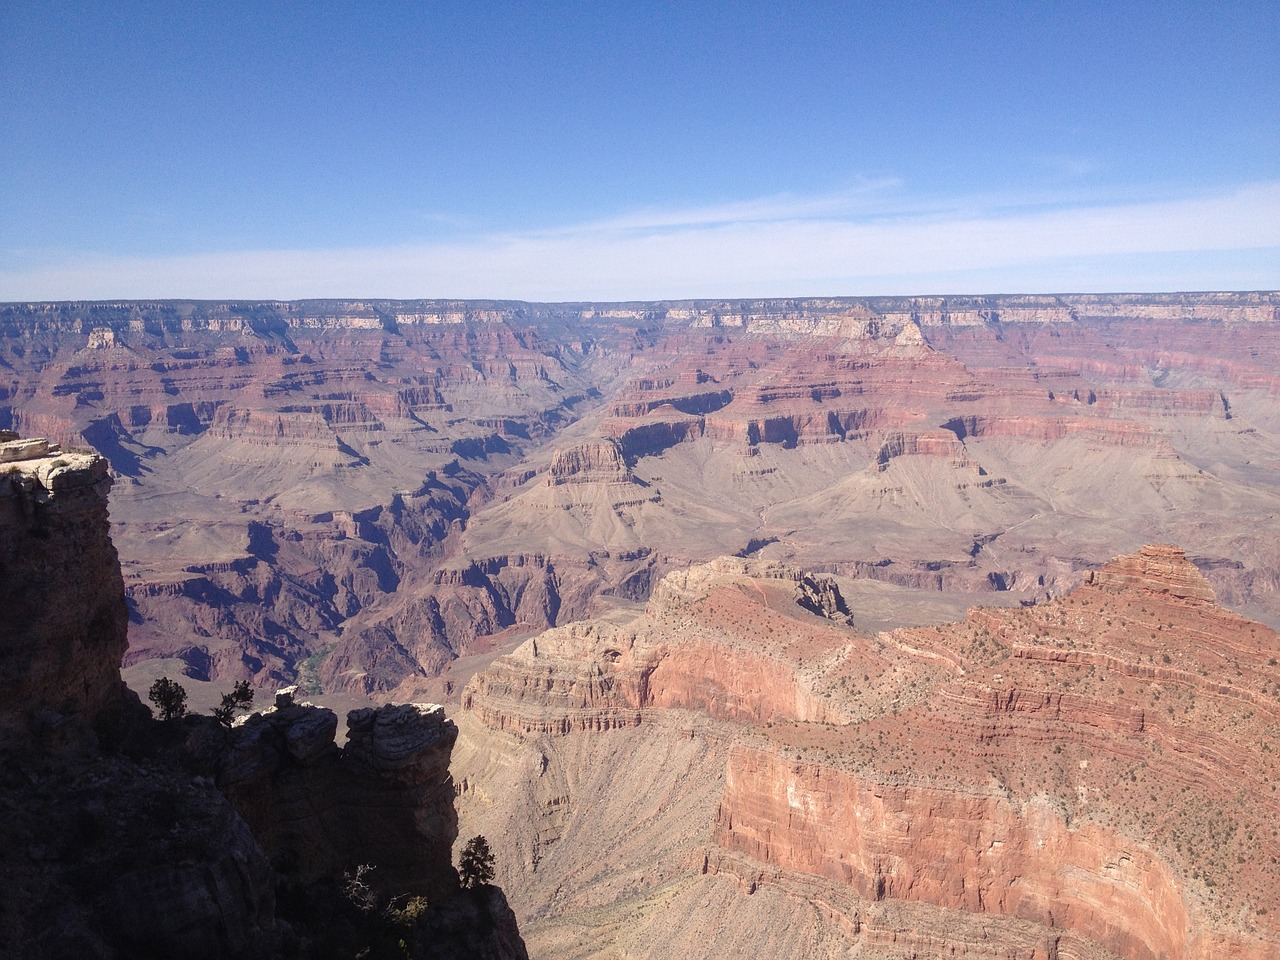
<box><xmin>3</xmin><ymin>183</ymin><xmax>1278</xmax><ymax>302</ymax></box>
<box><xmin>553</xmin><ymin>178</ymin><xmax>907</xmax><ymax>234</ymax></box>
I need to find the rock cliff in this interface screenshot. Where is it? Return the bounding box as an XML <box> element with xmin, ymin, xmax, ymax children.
<box><xmin>457</xmin><ymin>549</ymin><xmax>1280</xmax><ymax>959</ymax></box>
<box><xmin>216</xmin><ymin>694</ymin><xmax>460</xmax><ymax>900</ymax></box>
<box><xmin>0</xmin><ymin>433</ymin><xmax>134</xmax><ymax>748</ymax></box>
<box><xmin>0</xmin><ymin>435</ymin><xmax>527</xmax><ymax>960</ymax></box>
<box><xmin>463</xmin><ymin>559</ymin><xmax>854</xmax><ymax>735</ymax></box>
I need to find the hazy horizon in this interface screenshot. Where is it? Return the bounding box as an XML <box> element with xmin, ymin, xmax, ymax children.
<box><xmin>4</xmin><ymin>286</ymin><xmax>1280</xmax><ymax>308</ymax></box>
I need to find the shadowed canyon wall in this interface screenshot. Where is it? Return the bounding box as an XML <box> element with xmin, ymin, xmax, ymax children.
<box><xmin>0</xmin><ymin>437</ymin><xmax>526</xmax><ymax>959</ymax></box>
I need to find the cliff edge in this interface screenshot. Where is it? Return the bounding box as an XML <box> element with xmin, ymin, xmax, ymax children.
<box><xmin>458</xmin><ymin>549</ymin><xmax>1280</xmax><ymax>959</ymax></box>
<box><xmin>0</xmin><ymin>435</ymin><xmax>527</xmax><ymax>960</ymax></box>
<box><xmin>0</xmin><ymin>432</ymin><xmax>135</xmax><ymax>748</ymax></box>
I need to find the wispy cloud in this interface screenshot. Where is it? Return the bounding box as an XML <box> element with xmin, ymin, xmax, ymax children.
<box><xmin>551</xmin><ymin>178</ymin><xmax>906</xmax><ymax>234</ymax></box>
<box><xmin>3</xmin><ymin>182</ymin><xmax>1278</xmax><ymax>301</ymax></box>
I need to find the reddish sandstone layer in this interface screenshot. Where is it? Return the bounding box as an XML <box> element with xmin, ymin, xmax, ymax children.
<box><xmin>463</xmin><ymin>558</ymin><xmax>855</xmax><ymax>735</ymax></box>
<box><xmin>463</xmin><ymin>548</ymin><xmax>1280</xmax><ymax>959</ymax></box>
<box><xmin>1084</xmin><ymin>543</ymin><xmax>1217</xmax><ymax>601</ymax></box>
<box><xmin>715</xmin><ymin>748</ymin><xmax>1190</xmax><ymax>960</ymax></box>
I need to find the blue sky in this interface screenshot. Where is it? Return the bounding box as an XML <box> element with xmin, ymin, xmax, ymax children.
<box><xmin>2</xmin><ymin>1</ymin><xmax>1277</xmax><ymax>300</ymax></box>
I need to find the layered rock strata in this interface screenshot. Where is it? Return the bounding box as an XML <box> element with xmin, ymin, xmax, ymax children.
<box><xmin>459</xmin><ymin>549</ymin><xmax>1280</xmax><ymax>960</ymax></box>
<box><xmin>3</xmin><ymin>295</ymin><xmax>1280</xmax><ymax>699</ymax></box>
<box><xmin>463</xmin><ymin>559</ymin><xmax>854</xmax><ymax>735</ymax></box>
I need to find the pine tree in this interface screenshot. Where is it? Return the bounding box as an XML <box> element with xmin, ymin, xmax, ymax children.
<box><xmin>458</xmin><ymin>835</ymin><xmax>494</xmax><ymax>889</ymax></box>
<box><xmin>213</xmin><ymin>680</ymin><xmax>255</xmax><ymax>727</ymax></box>
<box><xmin>148</xmin><ymin>676</ymin><xmax>188</xmax><ymax>721</ymax></box>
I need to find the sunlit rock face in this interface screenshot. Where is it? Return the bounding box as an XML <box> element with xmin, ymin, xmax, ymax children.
<box><xmin>2</xmin><ymin>293</ymin><xmax>1280</xmax><ymax>704</ymax></box>
<box><xmin>457</xmin><ymin>548</ymin><xmax>1280</xmax><ymax>959</ymax></box>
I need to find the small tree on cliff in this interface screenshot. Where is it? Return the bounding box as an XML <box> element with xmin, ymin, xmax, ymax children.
<box><xmin>458</xmin><ymin>835</ymin><xmax>495</xmax><ymax>889</ymax></box>
<box><xmin>212</xmin><ymin>680</ymin><xmax>255</xmax><ymax>727</ymax></box>
<box><xmin>148</xmin><ymin>676</ymin><xmax>188</xmax><ymax>721</ymax></box>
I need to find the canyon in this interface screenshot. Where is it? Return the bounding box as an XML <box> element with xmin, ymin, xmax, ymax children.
<box><xmin>457</xmin><ymin>547</ymin><xmax>1280</xmax><ymax>959</ymax></box>
<box><xmin>3</xmin><ymin>292</ymin><xmax>1280</xmax><ymax>956</ymax></box>
<box><xmin>2</xmin><ymin>293</ymin><xmax>1279</xmax><ymax>701</ymax></box>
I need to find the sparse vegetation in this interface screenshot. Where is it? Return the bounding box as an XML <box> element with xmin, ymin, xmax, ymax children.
<box><xmin>212</xmin><ymin>679</ymin><xmax>255</xmax><ymax>727</ymax></box>
<box><xmin>327</xmin><ymin>863</ymin><xmax>432</xmax><ymax>959</ymax></box>
<box><xmin>342</xmin><ymin>863</ymin><xmax>379</xmax><ymax>915</ymax></box>
<box><xmin>459</xmin><ymin>834</ymin><xmax>495</xmax><ymax>889</ymax></box>
<box><xmin>148</xmin><ymin>676</ymin><xmax>187</xmax><ymax>720</ymax></box>
<box><xmin>298</xmin><ymin>642</ymin><xmax>336</xmax><ymax>694</ymax></box>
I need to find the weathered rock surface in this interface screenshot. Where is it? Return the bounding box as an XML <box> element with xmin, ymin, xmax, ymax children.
<box><xmin>219</xmin><ymin>696</ymin><xmax>461</xmax><ymax>901</ymax></box>
<box><xmin>0</xmin><ymin>749</ymin><xmax>281</xmax><ymax>960</ymax></box>
<box><xmin>1083</xmin><ymin>542</ymin><xmax>1218</xmax><ymax>602</ymax></box>
<box><xmin>0</xmin><ymin>433</ymin><xmax>527</xmax><ymax>960</ymax></box>
<box><xmin>0</xmin><ymin>434</ymin><xmax>135</xmax><ymax>747</ymax></box>
<box><xmin>458</xmin><ymin>549</ymin><xmax>1280</xmax><ymax>959</ymax></box>
<box><xmin>463</xmin><ymin>559</ymin><xmax>854</xmax><ymax>736</ymax></box>
<box><xmin>4</xmin><ymin>294</ymin><xmax>1280</xmax><ymax>701</ymax></box>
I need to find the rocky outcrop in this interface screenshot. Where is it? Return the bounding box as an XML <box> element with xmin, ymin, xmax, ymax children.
<box><xmin>651</xmin><ymin>556</ymin><xmax>852</xmax><ymax>624</ymax></box>
<box><xmin>0</xmin><ymin>747</ymin><xmax>281</xmax><ymax>960</ymax></box>
<box><xmin>464</xmin><ymin>558</ymin><xmax>856</xmax><ymax>736</ymax></box>
<box><xmin>0</xmin><ymin>438</ymin><xmax>279</xmax><ymax>958</ymax></box>
<box><xmin>459</xmin><ymin>547</ymin><xmax>1280</xmax><ymax>959</ymax></box>
<box><xmin>0</xmin><ymin>435</ymin><xmax>135</xmax><ymax>747</ymax></box>
<box><xmin>1</xmin><ymin>691</ymin><xmax>525</xmax><ymax>960</ymax></box>
<box><xmin>1084</xmin><ymin>543</ymin><xmax>1217</xmax><ymax>602</ymax></box>
<box><xmin>219</xmin><ymin>694</ymin><xmax>460</xmax><ymax>901</ymax></box>
<box><xmin>0</xmin><ymin>433</ymin><xmax>527</xmax><ymax>960</ymax></box>
<box><xmin>547</xmin><ymin>440</ymin><xmax>633</xmax><ymax>484</ymax></box>
<box><xmin>462</xmin><ymin>620</ymin><xmax>646</xmax><ymax>736</ymax></box>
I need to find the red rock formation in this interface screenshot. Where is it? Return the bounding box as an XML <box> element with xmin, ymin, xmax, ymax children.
<box><xmin>5</xmin><ymin>294</ymin><xmax>1280</xmax><ymax>699</ymax></box>
<box><xmin>714</xmin><ymin>746</ymin><xmax>1193</xmax><ymax>960</ymax></box>
<box><xmin>547</xmin><ymin>440</ymin><xmax>632</xmax><ymax>484</ymax></box>
<box><xmin>1084</xmin><ymin>543</ymin><xmax>1217</xmax><ymax>601</ymax></box>
<box><xmin>463</xmin><ymin>559</ymin><xmax>855</xmax><ymax>735</ymax></box>
<box><xmin>460</xmin><ymin>548</ymin><xmax>1280</xmax><ymax>959</ymax></box>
